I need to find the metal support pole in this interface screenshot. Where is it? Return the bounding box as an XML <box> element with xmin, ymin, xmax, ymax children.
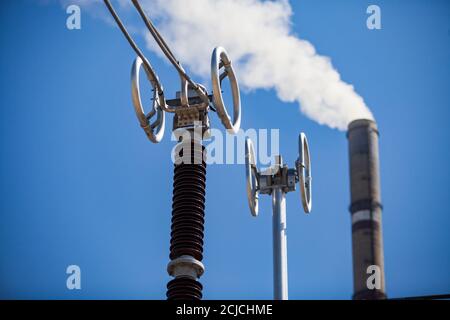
<box><xmin>272</xmin><ymin>187</ymin><xmax>288</xmax><ymax>300</ymax></box>
<box><xmin>245</xmin><ymin>136</ymin><xmax>312</xmax><ymax>301</ymax></box>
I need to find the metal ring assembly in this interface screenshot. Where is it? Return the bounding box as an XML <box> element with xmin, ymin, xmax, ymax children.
<box><xmin>211</xmin><ymin>47</ymin><xmax>241</xmax><ymax>134</ymax></box>
<box><xmin>131</xmin><ymin>56</ymin><xmax>165</xmax><ymax>143</ymax></box>
<box><xmin>245</xmin><ymin>138</ymin><xmax>259</xmax><ymax>216</ymax></box>
<box><xmin>296</xmin><ymin>133</ymin><xmax>312</xmax><ymax>213</ymax></box>
<box><xmin>244</xmin><ymin>133</ymin><xmax>313</xmax><ymax>300</ymax></box>
<box><xmin>105</xmin><ymin>0</ymin><xmax>241</xmax><ymax>142</ymax></box>
<box><xmin>245</xmin><ymin>133</ymin><xmax>312</xmax><ymax>216</ymax></box>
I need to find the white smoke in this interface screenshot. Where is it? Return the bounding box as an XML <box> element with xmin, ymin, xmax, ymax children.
<box><xmin>139</xmin><ymin>0</ymin><xmax>374</xmax><ymax>130</ymax></box>
<box><xmin>67</xmin><ymin>0</ymin><xmax>374</xmax><ymax>130</ymax></box>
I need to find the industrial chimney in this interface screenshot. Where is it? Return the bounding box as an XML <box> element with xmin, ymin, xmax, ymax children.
<box><xmin>347</xmin><ymin>119</ymin><xmax>386</xmax><ymax>300</ymax></box>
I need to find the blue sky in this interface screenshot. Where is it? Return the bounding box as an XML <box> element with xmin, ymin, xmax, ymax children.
<box><xmin>0</xmin><ymin>0</ymin><xmax>449</xmax><ymax>299</ymax></box>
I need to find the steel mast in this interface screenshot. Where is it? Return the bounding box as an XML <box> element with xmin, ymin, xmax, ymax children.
<box><xmin>245</xmin><ymin>134</ymin><xmax>313</xmax><ymax>299</ymax></box>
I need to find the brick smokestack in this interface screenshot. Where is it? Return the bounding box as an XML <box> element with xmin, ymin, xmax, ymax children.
<box><xmin>347</xmin><ymin>119</ymin><xmax>386</xmax><ymax>300</ymax></box>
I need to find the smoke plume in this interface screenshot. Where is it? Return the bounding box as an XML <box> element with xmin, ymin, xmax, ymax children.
<box><xmin>70</xmin><ymin>0</ymin><xmax>374</xmax><ymax>130</ymax></box>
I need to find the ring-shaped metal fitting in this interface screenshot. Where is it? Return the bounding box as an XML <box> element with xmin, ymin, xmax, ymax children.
<box><xmin>211</xmin><ymin>47</ymin><xmax>241</xmax><ymax>134</ymax></box>
<box><xmin>245</xmin><ymin>138</ymin><xmax>259</xmax><ymax>216</ymax></box>
<box><xmin>296</xmin><ymin>132</ymin><xmax>312</xmax><ymax>213</ymax></box>
<box><xmin>131</xmin><ymin>56</ymin><xmax>166</xmax><ymax>143</ymax></box>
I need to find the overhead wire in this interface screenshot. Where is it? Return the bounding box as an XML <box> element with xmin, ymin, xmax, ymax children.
<box><xmin>103</xmin><ymin>0</ymin><xmax>163</xmax><ymax>96</ymax></box>
<box><xmin>104</xmin><ymin>0</ymin><xmax>210</xmax><ymax>105</ymax></box>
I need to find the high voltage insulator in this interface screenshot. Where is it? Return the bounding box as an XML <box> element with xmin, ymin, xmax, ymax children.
<box><xmin>104</xmin><ymin>0</ymin><xmax>241</xmax><ymax>300</ymax></box>
<box><xmin>245</xmin><ymin>133</ymin><xmax>313</xmax><ymax>300</ymax></box>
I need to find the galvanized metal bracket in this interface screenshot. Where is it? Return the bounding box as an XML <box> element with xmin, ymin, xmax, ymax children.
<box><xmin>171</xmin><ymin>88</ymin><xmax>211</xmax><ymax>137</ymax></box>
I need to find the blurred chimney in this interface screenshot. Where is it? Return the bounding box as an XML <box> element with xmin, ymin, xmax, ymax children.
<box><xmin>347</xmin><ymin>119</ymin><xmax>386</xmax><ymax>300</ymax></box>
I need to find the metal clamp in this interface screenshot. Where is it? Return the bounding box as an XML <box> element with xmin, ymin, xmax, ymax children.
<box><xmin>245</xmin><ymin>138</ymin><xmax>259</xmax><ymax>216</ymax></box>
<box><xmin>131</xmin><ymin>56</ymin><xmax>166</xmax><ymax>143</ymax></box>
<box><xmin>211</xmin><ymin>47</ymin><xmax>241</xmax><ymax>134</ymax></box>
<box><xmin>296</xmin><ymin>133</ymin><xmax>312</xmax><ymax>213</ymax></box>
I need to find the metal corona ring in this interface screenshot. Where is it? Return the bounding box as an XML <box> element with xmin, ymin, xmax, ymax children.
<box><xmin>297</xmin><ymin>133</ymin><xmax>312</xmax><ymax>213</ymax></box>
<box><xmin>211</xmin><ymin>47</ymin><xmax>241</xmax><ymax>134</ymax></box>
<box><xmin>131</xmin><ymin>56</ymin><xmax>165</xmax><ymax>143</ymax></box>
<box><xmin>245</xmin><ymin>138</ymin><xmax>259</xmax><ymax>216</ymax></box>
